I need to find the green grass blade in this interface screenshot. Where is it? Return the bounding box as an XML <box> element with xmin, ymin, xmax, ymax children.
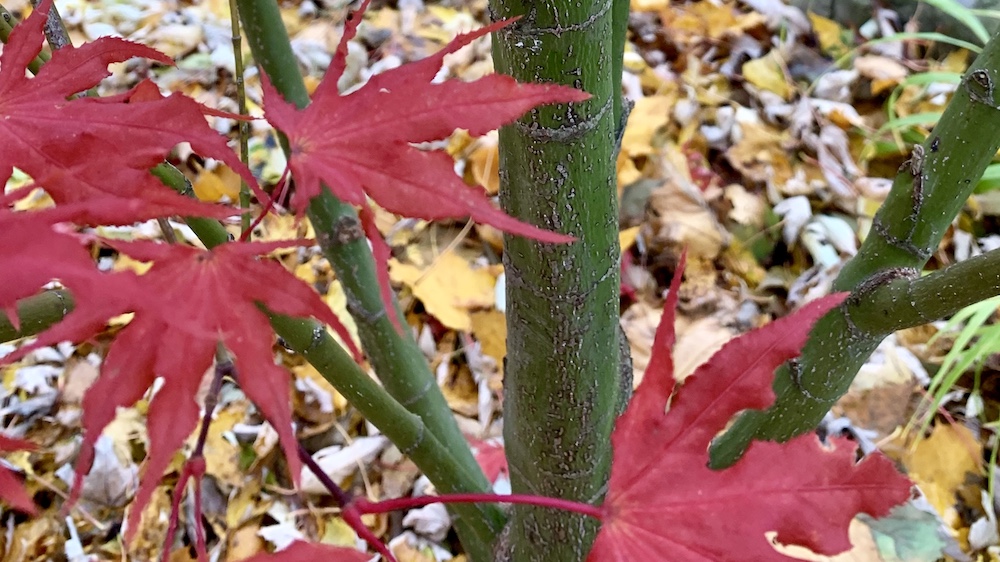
<box><xmin>876</xmin><ymin>111</ymin><xmax>946</xmax><ymax>136</ymax></box>
<box><xmin>866</xmin><ymin>32</ymin><xmax>983</xmax><ymax>53</ymax></box>
<box><xmin>971</xmin><ymin>8</ymin><xmax>1000</xmax><ymax>20</ymax></box>
<box><xmin>921</xmin><ymin>0</ymin><xmax>990</xmax><ymax>44</ymax></box>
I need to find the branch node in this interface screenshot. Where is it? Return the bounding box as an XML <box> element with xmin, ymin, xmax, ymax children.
<box><xmin>513</xmin><ymin>95</ymin><xmax>612</xmax><ymax>143</ymax></box>
<box><xmin>306</xmin><ymin>322</ymin><xmax>327</xmax><ymax>353</ymax></box>
<box><xmin>870</xmin><ymin>217</ymin><xmax>931</xmax><ymax>261</ymax></box>
<box><xmin>842</xmin><ymin>267</ymin><xmax>919</xmax><ymax>336</ymax></box>
<box><xmin>54</xmin><ymin>290</ymin><xmax>71</xmax><ymax>316</ymax></box>
<box><xmin>899</xmin><ymin>144</ymin><xmax>925</xmax><ymax>223</ymax></box>
<box><xmin>398</xmin><ymin>423</ymin><xmax>425</xmax><ymax>457</ymax></box>
<box><xmin>788</xmin><ymin>358</ymin><xmax>818</xmax><ymax>400</ymax></box>
<box><xmin>398</xmin><ymin>375</ymin><xmax>435</xmax><ymax>408</ymax></box>
<box><xmin>966</xmin><ymin>68</ymin><xmax>996</xmax><ymax>106</ymax></box>
<box><xmin>333</xmin><ymin>215</ymin><xmax>365</xmax><ymax>245</ymax></box>
<box><xmin>492</xmin><ymin>0</ymin><xmax>613</xmax><ymax>36</ymax></box>
<box><xmin>345</xmin><ymin>295</ymin><xmax>387</xmax><ymax>325</ymax></box>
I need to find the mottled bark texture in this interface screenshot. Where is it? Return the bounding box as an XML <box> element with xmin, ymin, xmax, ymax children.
<box><xmin>490</xmin><ymin>0</ymin><xmax>628</xmax><ymax>558</ymax></box>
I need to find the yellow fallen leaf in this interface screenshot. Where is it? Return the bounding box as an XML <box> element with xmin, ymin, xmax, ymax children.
<box><xmin>673</xmin><ymin>315</ymin><xmax>736</xmax><ymax>381</ymax></box>
<box><xmin>475</xmin><ymin>223</ymin><xmax>505</xmax><ymax>253</ymax></box>
<box><xmin>294</xmin><ymin>260</ymin><xmax>318</xmax><ymax>286</ymax></box>
<box><xmin>261</xmin><ymin>213</ymin><xmax>307</xmax><ymax>241</ymax></box>
<box><xmin>441</xmin><ymin>363</ymin><xmax>480</xmax><ymax>417</ymax></box>
<box><xmin>225</xmin><ymin>478</ymin><xmax>267</xmax><ymax>529</ymax></box>
<box><xmin>392</xmin><ymin>535</ymin><xmax>438</xmax><ymax>562</ymax></box>
<box><xmin>742</xmin><ymin>51</ymin><xmax>793</xmax><ymax>100</ymax></box>
<box><xmin>941</xmin><ymin>48</ymin><xmax>971</xmax><ymax>74</ymax></box>
<box><xmin>293</xmin><ymin>361</ymin><xmax>349</xmax><ymax>424</ymax></box>
<box><xmin>640</xmin><ymin>65</ymin><xmax>677</xmax><ymax>93</ymax></box>
<box><xmin>201</xmin><ymin>403</ymin><xmax>248</xmax><ymax>488</ymax></box>
<box><xmin>193</xmin><ymin>166</ymin><xmax>241</xmax><ymax>203</ymax></box>
<box><xmin>390</xmin><ymin>251</ymin><xmax>496</xmax><ymax>332</ymax></box>
<box><xmin>304</xmin><ymin>74</ymin><xmax>321</xmax><ymax>94</ymax></box>
<box><xmin>10</xmin><ymin>187</ymin><xmax>54</xmax><ymax>211</ymax></box>
<box><xmin>664</xmin><ymin>1</ymin><xmax>765</xmax><ymax>43</ymax></box>
<box><xmin>808</xmin><ymin>12</ymin><xmax>849</xmax><ymax>58</ymax></box>
<box><xmin>772</xmin><ymin>519</ymin><xmax>885</xmax><ymax>561</ymax></box>
<box><xmin>622</xmin><ymin>301</ymin><xmax>662</xmax><ymax>387</ymax></box>
<box><xmin>904</xmin><ymin>424</ymin><xmax>981</xmax><ymax>519</ymax></box>
<box><xmin>225</xmin><ymin>523</ymin><xmax>266</xmax><ymax>561</ymax></box>
<box><xmin>617</xmin><ymin>151</ymin><xmax>642</xmax><ymax>190</ymax></box>
<box><xmin>113</xmin><ymin>254</ymin><xmax>153</xmax><ymax>275</ymax></box>
<box><xmin>279</xmin><ymin>5</ymin><xmax>304</xmax><ymax>35</ymax></box>
<box><xmin>725</xmin><ymin>121</ymin><xmax>793</xmax><ymax>185</ymax></box>
<box><xmin>320</xmin><ymin>516</ymin><xmax>364</xmax><ymax>549</ymax></box>
<box><xmin>324</xmin><ymin>280</ymin><xmax>362</xmax><ymax>352</ymax></box>
<box><xmin>466</xmin><ymin>132</ymin><xmax>500</xmax><ymax>195</ymax></box>
<box><xmin>721</xmin><ymin>241</ymin><xmax>767</xmax><ymax>287</ymax></box>
<box><xmin>643</xmin><ymin>147</ymin><xmax>727</xmax><ymax>260</ymax></box>
<box><xmin>631</xmin><ymin>0</ymin><xmax>667</xmax><ymax>12</ymax></box>
<box><xmin>621</xmin><ymin>95</ymin><xmax>673</xmax><ymax>157</ymax></box>
<box><xmin>5</xmin><ymin>515</ymin><xmax>62</xmax><ymax>561</ymax></box>
<box><xmin>470</xmin><ymin>309</ymin><xmax>507</xmax><ymax>363</ymax></box>
<box><xmin>418</xmin><ymin>6</ymin><xmax>465</xmax><ymax>43</ymax></box>
<box><xmin>855</xmin><ymin>55</ymin><xmax>909</xmax><ymax>96</ymax></box>
<box><xmin>127</xmin><ymin>485</ymin><xmax>175</xmax><ymax>559</ymax></box>
<box><xmin>145</xmin><ymin>23</ymin><xmax>203</xmax><ymax>59</ymax></box>
<box><xmin>619</xmin><ymin>226</ymin><xmax>641</xmax><ymax>251</ymax></box>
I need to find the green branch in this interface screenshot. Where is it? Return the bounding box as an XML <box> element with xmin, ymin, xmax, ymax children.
<box><xmin>0</xmin><ymin>5</ymin><xmax>48</xmax><ymax>73</ymax></box>
<box><xmin>711</xmin><ymin>30</ymin><xmax>1000</xmax><ymax>467</ymax></box>
<box><xmin>0</xmin><ymin>290</ymin><xmax>73</xmax><ymax>342</ymax></box>
<box><xmin>1</xmin><ymin>5</ymin><xmax>502</xmax><ymax>555</ymax></box>
<box><xmin>235</xmin><ymin>0</ymin><xmax>502</xmax><ymax>556</ymax></box>
<box><xmin>157</xmin><ymin>161</ymin><xmax>504</xmax><ymax>555</ymax></box>
<box><xmin>226</xmin><ymin>0</ymin><xmax>252</xmax><ymax>233</ymax></box>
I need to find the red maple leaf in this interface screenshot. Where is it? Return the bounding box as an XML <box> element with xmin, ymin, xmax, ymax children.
<box><xmin>260</xmin><ymin>3</ymin><xmax>583</xmax><ymax>322</ymax></box>
<box><xmin>0</xmin><ymin>0</ymin><xmax>255</xmax><ymax>223</ymax></box>
<box><xmin>2</xmin><ymin>239</ymin><xmax>357</xmax><ymax>538</ymax></box>
<box><xmin>0</xmin><ymin>208</ymin><xmax>134</xmax><ymax>336</ymax></box>
<box><xmin>586</xmin><ymin>253</ymin><xmax>912</xmax><ymax>561</ymax></box>
<box><xmin>469</xmin><ymin>437</ymin><xmax>508</xmax><ymax>484</ymax></box>
<box><xmin>260</xmin><ymin>3</ymin><xmax>585</xmax><ymax>232</ymax></box>
<box><xmin>0</xmin><ymin>208</ymin><xmax>97</xmax><ymax>308</ymax></box>
<box><xmin>0</xmin><ymin>434</ymin><xmax>37</xmax><ymax>514</ymax></box>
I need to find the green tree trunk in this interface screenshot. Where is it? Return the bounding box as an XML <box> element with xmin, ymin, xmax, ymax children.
<box><xmin>490</xmin><ymin>0</ymin><xmax>627</xmax><ymax>559</ymax></box>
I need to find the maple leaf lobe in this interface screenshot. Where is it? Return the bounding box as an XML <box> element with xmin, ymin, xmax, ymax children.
<box><xmin>259</xmin><ymin>7</ymin><xmax>584</xmax><ymax>243</ymax></box>
<box><xmin>587</xmin><ymin>258</ymin><xmax>911</xmax><ymax>561</ymax></box>
<box><xmin>258</xmin><ymin>4</ymin><xmax>587</xmax><ymax>329</ymax></box>
<box><xmin>0</xmin><ymin>0</ymin><xmax>256</xmax><ymax>223</ymax></box>
<box><xmin>0</xmin><ymin>434</ymin><xmax>37</xmax><ymax>514</ymax></box>
<box><xmin>0</xmin><ymin>236</ymin><xmax>358</xmax><ymax>539</ymax></box>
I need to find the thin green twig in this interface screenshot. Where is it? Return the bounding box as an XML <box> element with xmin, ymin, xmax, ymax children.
<box><xmin>228</xmin><ymin>0</ymin><xmax>252</xmax><ymax>234</ymax></box>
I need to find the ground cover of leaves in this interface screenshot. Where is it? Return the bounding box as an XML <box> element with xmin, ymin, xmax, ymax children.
<box><xmin>1</xmin><ymin>0</ymin><xmax>999</xmax><ymax>559</ymax></box>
